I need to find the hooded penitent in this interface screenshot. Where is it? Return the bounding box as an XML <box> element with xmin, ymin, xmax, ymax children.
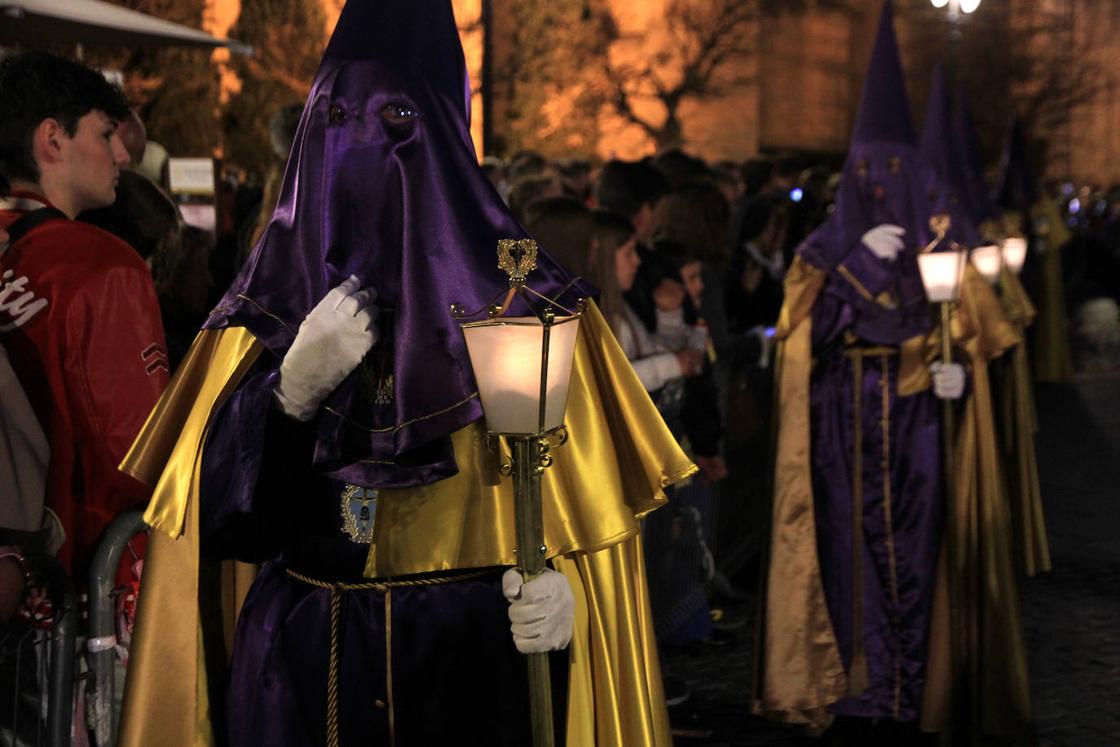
<box><xmin>797</xmin><ymin>0</ymin><xmax>931</xmax><ymax>347</ymax></box>
<box><xmin>755</xmin><ymin>0</ymin><xmax>943</xmax><ymax>728</ymax></box>
<box><xmin>993</xmin><ymin>119</ymin><xmax>1073</xmax><ymax>383</ymax></box>
<box><xmin>207</xmin><ymin>0</ymin><xmax>586</xmax><ymax>488</ymax></box>
<box><xmin>993</xmin><ymin>116</ymin><xmax>1039</xmax><ymax>215</ymax></box>
<box><xmin>119</xmin><ymin>3</ymin><xmax>692</xmax><ymax>745</ymax></box>
<box><xmin>919</xmin><ymin>63</ymin><xmax>980</xmax><ymax>246</ymax></box>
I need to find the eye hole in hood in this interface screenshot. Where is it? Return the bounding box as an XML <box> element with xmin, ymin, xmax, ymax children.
<box><xmin>381</xmin><ymin>102</ymin><xmax>420</xmax><ymax>129</ymax></box>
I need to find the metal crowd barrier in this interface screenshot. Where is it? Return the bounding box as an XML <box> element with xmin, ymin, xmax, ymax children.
<box><xmin>0</xmin><ymin>553</ymin><xmax>75</xmax><ymax>747</ymax></box>
<box><xmin>0</xmin><ymin>508</ymin><xmax>145</xmax><ymax>747</ymax></box>
<box><xmin>87</xmin><ymin>510</ymin><xmax>145</xmax><ymax>747</ymax></box>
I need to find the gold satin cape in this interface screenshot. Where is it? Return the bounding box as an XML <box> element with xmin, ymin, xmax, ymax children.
<box><xmin>754</xmin><ymin>260</ymin><xmax>1034</xmax><ymax>739</ymax></box>
<box><xmin>117</xmin><ymin>302</ymin><xmax>695</xmax><ymax>747</ymax></box>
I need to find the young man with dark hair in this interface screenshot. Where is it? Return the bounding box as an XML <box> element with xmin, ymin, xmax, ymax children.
<box><xmin>0</xmin><ymin>52</ymin><xmax>169</xmax><ymax>576</ymax></box>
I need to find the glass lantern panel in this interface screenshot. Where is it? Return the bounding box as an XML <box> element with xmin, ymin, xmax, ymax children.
<box><xmin>918</xmin><ymin>251</ymin><xmax>966</xmax><ymax>303</ymax></box>
<box><xmin>462</xmin><ymin>316</ymin><xmax>580</xmax><ymax>434</ymax></box>
<box><xmin>1001</xmin><ymin>237</ymin><xmax>1028</xmax><ymax>275</ymax></box>
<box><xmin>972</xmin><ymin>244</ymin><xmax>1002</xmax><ymax>284</ymax></box>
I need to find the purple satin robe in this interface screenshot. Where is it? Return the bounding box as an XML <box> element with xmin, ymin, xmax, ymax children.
<box><xmin>201</xmin><ymin>364</ymin><xmax>568</xmax><ymax>746</ymax></box>
<box><xmin>809</xmin><ymin>292</ymin><xmax>942</xmax><ymax>721</ymax></box>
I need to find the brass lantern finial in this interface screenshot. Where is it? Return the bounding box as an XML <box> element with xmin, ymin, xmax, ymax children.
<box><xmin>498</xmin><ymin>239</ymin><xmax>538</xmax><ymax>286</ymax></box>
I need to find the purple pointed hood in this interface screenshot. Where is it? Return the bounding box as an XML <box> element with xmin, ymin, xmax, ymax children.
<box><xmin>206</xmin><ymin>0</ymin><xmax>585</xmax><ymax>488</ymax></box>
<box><xmin>994</xmin><ymin>116</ymin><xmax>1038</xmax><ymax>213</ymax></box>
<box><xmin>918</xmin><ymin>63</ymin><xmax>979</xmax><ymax>246</ymax></box>
<box><xmin>797</xmin><ymin>0</ymin><xmax>930</xmax><ymax>344</ymax></box>
<box><xmin>953</xmin><ymin>91</ymin><xmax>997</xmax><ymax>226</ymax></box>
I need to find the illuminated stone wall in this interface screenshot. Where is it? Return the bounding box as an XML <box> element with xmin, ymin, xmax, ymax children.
<box><xmin>204</xmin><ymin>0</ymin><xmax>1120</xmax><ymax>182</ymax></box>
<box><xmin>1064</xmin><ymin>2</ymin><xmax>1120</xmax><ymax>185</ymax></box>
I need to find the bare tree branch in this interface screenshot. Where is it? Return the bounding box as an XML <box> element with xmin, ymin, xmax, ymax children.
<box><xmin>599</xmin><ymin>0</ymin><xmax>758</xmax><ymax>149</ymax></box>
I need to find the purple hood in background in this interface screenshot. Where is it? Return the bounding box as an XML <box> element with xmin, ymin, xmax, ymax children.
<box><xmin>919</xmin><ymin>64</ymin><xmax>980</xmax><ymax>247</ymax></box>
<box><xmin>797</xmin><ymin>0</ymin><xmax>931</xmax><ymax>345</ymax></box>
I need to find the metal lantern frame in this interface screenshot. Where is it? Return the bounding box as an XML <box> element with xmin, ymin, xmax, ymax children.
<box><xmin>451</xmin><ymin>238</ymin><xmax>584</xmax><ymax>747</ymax></box>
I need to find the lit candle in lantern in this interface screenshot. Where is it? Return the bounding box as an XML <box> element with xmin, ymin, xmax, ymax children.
<box><xmin>1001</xmin><ymin>237</ymin><xmax>1028</xmax><ymax>275</ymax></box>
<box><xmin>971</xmin><ymin>244</ymin><xmax>1003</xmax><ymax>285</ymax></box>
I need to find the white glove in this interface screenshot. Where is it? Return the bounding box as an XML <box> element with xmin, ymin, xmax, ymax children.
<box><xmin>861</xmin><ymin>224</ymin><xmax>907</xmax><ymax>262</ymax></box>
<box><xmin>274</xmin><ymin>276</ymin><xmax>379</xmax><ymax>421</ymax></box>
<box><xmin>930</xmin><ymin>362</ymin><xmax>965</xmax><ymax>400</ymax></box>
<box><xmin>502</xmin><ymin>567</ymin><xmax>574</xmax><ymax>654</ymax></box>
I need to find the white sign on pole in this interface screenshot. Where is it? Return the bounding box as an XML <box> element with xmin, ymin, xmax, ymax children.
<box><xmin>167</xmin><ymin>158</ymin><xmax>216</xmax><ymax>196</ymax></box>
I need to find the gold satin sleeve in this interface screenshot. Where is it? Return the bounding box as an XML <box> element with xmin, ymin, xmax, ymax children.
<box><xmin>753</xmin><ymin>307</ymin><xmax>846</xmax><ymax>730</ymax></box>
<box><xmin>122</xmin><ymin>327</ymin><xmax>263</xmax><ymax>535</ymax></box>
<box><xmin>776</xmin><ymin>256</ymin><xmax>827</xmax><ymax>339</ymax></box>
<box><xmin>959</xmin><ymin>265</ymin><xmax>1021</xmax><ymax>361</ymax></box>
<box><xmin>365</xmin><ymin>301</ymin><xmax>696</xmax><ymax>577</ymax></box>
<box><xmin>896</xmin><ymin>334</ymin><xmax>934</xmax><ymax>397</ymax></box>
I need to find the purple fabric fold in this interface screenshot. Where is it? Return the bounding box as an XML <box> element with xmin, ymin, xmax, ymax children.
<box><xmin>954</xmin><ymin>93</ymin><xmax>997</xmax><ymax>227</ymax></box>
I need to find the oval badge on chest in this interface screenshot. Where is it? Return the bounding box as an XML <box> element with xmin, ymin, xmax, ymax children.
<box><xmin>340</xmin><ymin>484</ymin><xmax>378</xmax><ymax>544</ymax></box>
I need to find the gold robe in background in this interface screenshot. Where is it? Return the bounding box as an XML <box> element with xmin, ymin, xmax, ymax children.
<box><xmin>921</xmin><ymin>266</ymin><xmax>1034</xmax><ymax>742</ymax></box>
<box><xmin>1030</xmin><ymin>198</ymin><xmax>1073</xmax><ymax>383</ymax></box>
<box><xmin>998</xmin><ymin>269</ymin><xmax>1051</xmax><ymax>576</ymax></box>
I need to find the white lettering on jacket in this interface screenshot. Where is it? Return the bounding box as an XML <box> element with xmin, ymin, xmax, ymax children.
<box><xmin>0</xmin><ymin>270</ymin><xmax>48</xmax><ymax>331</ymax></box>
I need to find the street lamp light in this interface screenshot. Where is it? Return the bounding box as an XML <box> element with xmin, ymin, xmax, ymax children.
<box><xmin>930</xmin><ymin>0</ymin><xmax>981</xmax><ymax>21</ymax></box>
<box><xmin>932</xmin><ymin>0</ymin><xmax>981</xmax><ymax>88</ymax></box>
<box><xmin>453</xmin><ymin>238</ymin><xmax>583</xmax><ymax>747</ymax></box>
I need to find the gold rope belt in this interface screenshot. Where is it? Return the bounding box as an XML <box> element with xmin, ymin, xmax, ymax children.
<box><xmin>284</xmin><ymin>567</ymin><xmax>495</xmax><ymax>747</ymax></box>
<box><xmin>844</xmin><ymin>345</ymin><xmax>898</xmax><ymax>358</ymax></box>
<box><xmin>284</xmin><ymin>567</ymin><xmax>492</xmax><ymax>592</ymax></box>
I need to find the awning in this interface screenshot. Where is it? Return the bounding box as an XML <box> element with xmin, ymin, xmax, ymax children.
<box><xmin>0</xmin><ymin>0</ymin><xmax>252</xmax><ymax>55</ymax></box>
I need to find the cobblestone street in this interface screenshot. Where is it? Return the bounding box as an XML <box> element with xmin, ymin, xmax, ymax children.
<box><xmin>667</xmin><ymin>373</ymin><xmax>1120</xmax><ymax>746</ymax></box>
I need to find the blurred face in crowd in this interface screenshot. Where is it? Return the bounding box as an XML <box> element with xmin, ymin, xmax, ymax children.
<box><xmin>117</xmin><ymin>109</ymin><xmax>147</xmax><ymax>166</ymax></box>
<box><xmin>614</xmin><ymin>234</ymin><xmax>641</xmax><ymax>291</ymax></box>
<box><xmin>632</xmin><ymin>196</ymin><xmax>664</xmax><ymax>246</ymax></box>
<box><xmin>47</xmin><ymin>110</ymin><xmax>129</xmax><ymax>215</ymax></box>
<box><xmin>679</xmin><ymin>260</ymin><xmax>704</xmax><ymax>308</ymax></box>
